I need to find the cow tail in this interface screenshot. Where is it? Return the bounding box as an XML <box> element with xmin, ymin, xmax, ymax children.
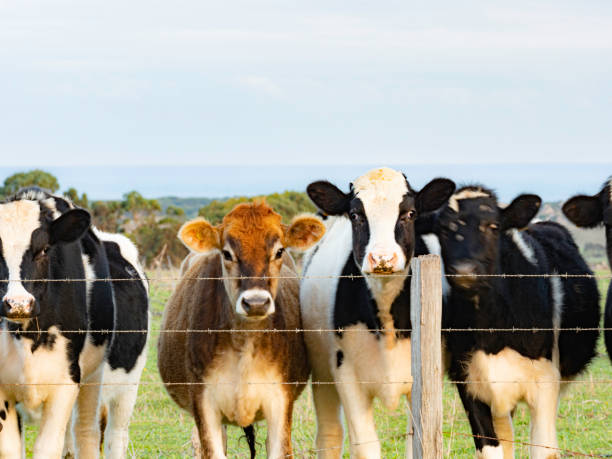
<box><xmin>243</xmin><ymin>424</ymin><xmax>256</xmax><ymax>459</ymax></box>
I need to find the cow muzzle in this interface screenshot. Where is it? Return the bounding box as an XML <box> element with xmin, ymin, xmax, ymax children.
<box><xmin>364</xmin><ymin>251</ymin><xmax>403</xmax><ymax>274</ymax></box>
<box><xmin>236</xmin><ymin>289</ymin><xmax>275</xmax><ymax>319</ymax></box>
<box><xmin>449</xmin><ymin>261</ymin><xmax>480</xmax><ymax>290</ymax></box>
<box><xmin>1</xmin><ymin>294</ymin><xmax>38</xmax><ymax>320</ymax></box>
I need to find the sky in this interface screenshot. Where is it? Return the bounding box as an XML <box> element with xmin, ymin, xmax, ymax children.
<box><xmin>1</xmin><ymin>0</ymin><xmax>611</xmax><ymax>167</ymax></box>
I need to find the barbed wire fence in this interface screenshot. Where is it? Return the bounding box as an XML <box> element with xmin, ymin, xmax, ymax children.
<box><xmin>4</xmin><ymin>258</ymin><xmax>612</xmax><ymax>457</ymax></box>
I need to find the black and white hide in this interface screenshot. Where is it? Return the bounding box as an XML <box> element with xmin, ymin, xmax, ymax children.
<box><xmin>563</xmin><ymin>178</ymin><xmax>612</xmax><ymax>363</ymax></box>
<box><xmin>300</xmin><ymin>167</ymin><xmax>455</xmax><ymax>459</ymax></box>
<box><xmin>63</xmin><ymin>230</ymin><xmax>149</xmax><ymax>459</ymax></box>
<box><xmin>0</xmin><ymin>188</ymin><xmax>114</xmax><ymax>459</ymax></box>
<box><xmin>426</xmin><ymin>186</ymin><xmax>599</xmax><ymax>459</ymax></box>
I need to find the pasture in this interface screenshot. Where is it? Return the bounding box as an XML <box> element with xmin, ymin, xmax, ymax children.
<box><xmin>21</xmin><ymin>268</ymin><xmax>611</xmax><ymax>457</ymax></box>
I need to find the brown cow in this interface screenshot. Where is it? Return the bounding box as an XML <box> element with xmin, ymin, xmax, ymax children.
<box><xmin>158</xmin><ymin>202</ymin><xmax>325</xmax><ymax>459</ymax></box>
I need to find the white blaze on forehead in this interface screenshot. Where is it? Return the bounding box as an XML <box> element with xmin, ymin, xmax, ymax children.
<box><xmin>353</xmin><ymin>168</ymin><xmax>409</xmax><ymax>271</ymax></box>
<box><xmin>0</xmin><ymin>201</ymin><xmax>41</xmax><ymax>301</ymax></box>
<box><xmin>448</xmin><ymin>189</ymin><xmax>491</xmax><ymax>212</ymax></box>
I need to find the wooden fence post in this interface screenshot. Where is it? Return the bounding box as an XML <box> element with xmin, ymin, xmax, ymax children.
<box><xmin>410</xmin><ymin>254</ymin><xmax>443</xmax><ymax>459</ymax></box>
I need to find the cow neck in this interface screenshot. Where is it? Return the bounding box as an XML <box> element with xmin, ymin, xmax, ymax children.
<box><xmin>605</xmin><ymin>225</ymin><xmax>612</xmax><ymax>269</ymax></box>
<box><xmin>214</xmin><ymin>281</ymin><xmax>275</xmax><ymax>351</ymax></box>
<box><xmin>446</xmin><ymin>231</ymin><xmax>553</xmax><ymax>359</ymax></box>
<box><xmin>365</xmin><ymin>268</ymin><xmax>409</xmax><ymax>347</ymax></box>
<box><xmin>333</xmin><ymin>254</ymin><xmax>410</xmax><ymax>345</ymax></box>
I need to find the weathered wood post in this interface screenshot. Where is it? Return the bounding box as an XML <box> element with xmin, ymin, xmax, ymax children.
<box><xmin>410</xmin><ymin>254</ymin><xmax>443</xmax><ymax>459</ymax></box>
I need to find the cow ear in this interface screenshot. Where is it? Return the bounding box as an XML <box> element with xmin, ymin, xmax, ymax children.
<box><xmin>562</xmin><ymin>195</ymin><xmax>603</xmax><ymax>228</ymax></box>
<box><xmin>415</xmin><ymin>178</ymin><xmax>456</xmax><ymax>214</ymax></box>
<box><xmin>307</xmin><ymin>181</ymin><xmax>350</xmax><ymax>216</ymax></box>
<box><xmin>50</xmin><ymin>209</ymin><xmax>91</xmax><ymax>244</ymax></box>
<box><xmin>178</xmin><ymin>218</ymin><xmax>220</xmax><ymax>253</ymax></box>
<box><xmin>501</xmin><ymin>194</ymin><xmax>541</xmax><ymax>230</ymax></box>
<box><xmin>284</xmin><ymin>215</ymin><xmax>326</xmax><ymax>251</ymax></box>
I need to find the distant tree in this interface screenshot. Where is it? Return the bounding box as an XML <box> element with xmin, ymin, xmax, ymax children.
<box><xmin>166</xmin><ymin>205</ymin><xmax>185</xmax><ymax>217</ymax></box>
<box><xmin>1</xmin><ymin>169</ymin><xmax>59</xmax><ymax>196</ymax></box>
<box><xmin>91</xmin><ymin>200</ymin><xmax>123</xmax><ymax>233</ymax></box>
<box><xmin>198</xmin><ymin>191</ymin><xmax>315</xmax><ymax>224</ymax></box>
<box><xmin>64</xmin><ymin>187</ymin><xmax>89</xmax><ymax>208</ymax></box>
<box><xmin>130</xmin><ymin>215</ymin><xmax>188</xmax><ymax>267</ymax></box>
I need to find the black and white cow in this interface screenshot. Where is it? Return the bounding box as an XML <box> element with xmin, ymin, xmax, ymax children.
<box><xmin>0</xmin><ymin>187</ymin><xmax>148</xmax><ymax>459</ymax></box>
<box><xmin>0</xmin><ymin>188</ymin><xmax>115</xmax><ymax>458</ymax></box>
<box><xmin>300</xmin><ymin>167</ymin><xmax>455</xmax><ymax>459</ymax></box>
<box><xmin>63</xmin><ymin>228</ymin><xmax>149</xmax><ymax>459</ymax></box>
<box><xmin>424</xmin><ymin>186</ymin><xmax>600</xmax><ymax>459</ymax></box>
<box><xmin>563</xmin><ymin>179</ymin><xmax>612</xmax><ymax>363</ymax></box>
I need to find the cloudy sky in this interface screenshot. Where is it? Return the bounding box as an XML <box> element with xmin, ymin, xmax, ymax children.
<box><xmin>1</xmin><ymin>0</ymin><xmax>611</xmax><ymax>166</ymax></box>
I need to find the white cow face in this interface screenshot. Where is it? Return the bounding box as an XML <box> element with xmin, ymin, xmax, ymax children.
<box><xmin>0</xmin><ymin>200</ymin><xmax>91</xmax><ymax>322</ymax></box>
<box><xmin>307</xmin><ymin>167</ymin><xmax>455</xmax><ymax>275</ymax></box>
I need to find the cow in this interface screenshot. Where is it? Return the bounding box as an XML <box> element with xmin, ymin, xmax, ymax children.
<box><xmin>157</xmin><ymin>202</ymin><xmax>326</xmax><ymax>458</ymax></box>
<box><xmin>68</xmin><ymin>230</ymin><xmax>149</xmax><ymax>459</ymax></box>
<box><xmin>563</xmin><ymin>179</ymin><xmax>612</xmax><ymax>363</ymax></box>
<box><xmin>424</xmin><ymin>185</ymin><xmax>600</xmax><ymax>459</ymax></box>
<box><xmin>0</xmin><ymin>188</ymin><xmax>116</xmax><ymax>459</ymax></box>
<box><xmin>300</xmin><ymin>167</ymin><xmax>456</xmax><ymax>459</ymax></box>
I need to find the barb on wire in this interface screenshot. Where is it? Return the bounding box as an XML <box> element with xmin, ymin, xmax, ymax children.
<box><xmin>1</xmin><ymin>272</ymin><xmax>612</xmax><ymax>282</ymax></box>
<box><xmin>2</xmin><ymin>326</ymin><xmax>611</xmax><ymax>334</ymax></box>
<box><xmin>288</xmin><ymin>429</ymin><xmax>608</xmax><ymax>458</ymax></box>
<box><xmin>3</xmin><ymin>378</ymin><xmax>612</xmax><ymax>387</ymax></box>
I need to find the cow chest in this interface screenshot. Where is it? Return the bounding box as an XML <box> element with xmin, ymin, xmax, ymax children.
<box><xmin>203</xmin><ymin>342</ymin><xmax>287</xmax><ymax>428</ymax></box>
<box><xmin>465</xmin><ymin>347</ymin><xmax>560</xmax><ymax>416</ymax></box>
<box><xmin>0</xmin><ymin>325</ymin><xmax>75</xmax><ymax>410</ymax></box>
<box><xmin>335</xmin><ymin>323</ymin><xmax>413</xmax><ymax>410</ymax></box>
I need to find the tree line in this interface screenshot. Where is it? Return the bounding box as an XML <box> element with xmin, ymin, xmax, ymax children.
<box><xmin>0</xmin><ymin>170</ymin><xmax>316</xmax><ymax>268</ymax></box>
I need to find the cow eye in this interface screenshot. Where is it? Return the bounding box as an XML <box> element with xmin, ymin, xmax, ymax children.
<box><xmin>34</xmin><ymin>245</ymin><xmax>50</xmax><ymax>261</ymax></box>
<box><xmin>222</xmin><ymin>250</ymin><xmax>233</xmax><ymax>261</ymax></box>
<box><xmin>275</xmin><ymin>247</ymin><xmax>285</xmax><ymax>259</ymax></box>
<box><xmin>349</xmin><ymin>212</ymin><xmax>362</xmax><ymax>222</ymax></box>
<box><xmin>401</xmin><ymin>210</ymin><xmax>416</xmax><ymax>221</ymax></box>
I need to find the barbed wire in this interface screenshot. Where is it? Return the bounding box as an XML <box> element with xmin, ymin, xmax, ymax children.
<box><xmin>290</xmin><ymin>430</ymin><xmax>610</xmax><ymax>459</ymax></box>
<box><xmin>2</xmin><ymin>327</ymin><xmax>611</xmax><ymax>334</ymax></box>
<box><xmin>1</xmin><ymin>272</ymin><xmax>612</xmax><ymax>282</ymax></box>
<box><xmin>2</xmin><ymin>378</ymin><xmax>612</xmax><ymax>387</ymax></box>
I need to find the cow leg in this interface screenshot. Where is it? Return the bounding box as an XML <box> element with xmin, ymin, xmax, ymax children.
<box><xmin>192</xmin><ymin>391</ymin><xmax>225</xmax><ymax>459</ymax></box>
<box><xmin>492</xmin><ymin>414</ymin><xmax>514</xmax><ymax>458</ymax></box>
<box><xmin>263</xmin><ymin>394</ymin><xmax>293</xmax><ymax>459</ymax></box>
<box><xmin>104</xmin><ymin>384</ymin><xmax>138</xmax><ymax>459</ymax></box>
<box><xmin>455</xmin><ymin>384</ymin><xmax>502</xmax><ymax>459</ymax></box>
<box><xmin>0</xmin><ymin>396</ymin><xmax>22</xmax><ymax>459</ymax></box>
<box><xmin>33</xmin><ymin>384</ymin><xmax>79</xmax><ymax>459</ymax></box>
<box><xmin>335</xmin><ymin>374</ymin><xmax>379</xmax><ymax>459</ymax></box>
<box><xmin>311</xmin><ymin>382</ymin><xmax>343</xmax><ymax>459</ymax></box>
<box><xmin>528</xmin><ymin>382</ymin><xmax>560</xmax><ymax>459</ymax></box>
<box><xmin>73</xmin><ymin>367</ymin><xmax>103</xmax><ymax>459</ymax></box>
<box><xmin>62</xmin><ymin>410</ymin><xmax>76</xmax><ymax>459</ymax></box>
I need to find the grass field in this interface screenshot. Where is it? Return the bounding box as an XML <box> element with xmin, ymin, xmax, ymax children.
<box><xmin>26</xmin><ymin>269</ymin><xmax>612</xmax><ymax>457</ymax></box>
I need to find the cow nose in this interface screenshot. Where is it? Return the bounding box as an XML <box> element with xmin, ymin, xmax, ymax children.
<box><xmin>2</xmin><ymin>295</ymin><xmax>37</xmax><ymax>319</ymax></box>
<box><xmin>451</xmin><ymin>261</ymin><xmax>478</xmax><ymax>289</ymax></box>
<box><xmin>238</xmin><ymin>291</ymin><xmax>274</xmax><ymax>318</ymax></box>
<box><xmin>367</xmin><ymin>252</ymin><xmax>399</xmax><ymax>274</ymax></box>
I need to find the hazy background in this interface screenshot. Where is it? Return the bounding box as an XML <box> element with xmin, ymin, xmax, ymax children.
<box><xmin>0</xmin><ymin>164</ymin><xmax>610</xmax><ymax>202</ymax></box>
<box><xmin>1</xmin><ymin>0</ymin><xmax>611</xmax><ymax>177</ymax></box>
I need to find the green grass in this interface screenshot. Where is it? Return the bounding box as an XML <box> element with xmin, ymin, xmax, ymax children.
<box><xmin>25</xmin><ymin>270</ymin><xmax>612</xmax><ymax>457</ymax></box>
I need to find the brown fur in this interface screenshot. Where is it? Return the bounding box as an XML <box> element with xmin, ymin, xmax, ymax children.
<box><xmin>158</xmin><ymin>202</ymin><xmax>316</xmax><ymax>458</ymax></box>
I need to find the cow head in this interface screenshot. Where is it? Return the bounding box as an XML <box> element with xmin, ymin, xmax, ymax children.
<box><xmin>432</xmin><ymin>186</ymin><xmax>541</xmax><ymax>291</ymax></box>
<box><xmin>307</xmin><ymin>167</ymin><xmax>455</xmax><ymax>275</ymax></box>
<box><xmin>179</xmin><ymin>202</ymin><xmax>325</xmax><ymax>321</ymax></box>
<box><xmin>563</xmin><ymin>179</ymin><xmax>612</xmax><ymax>265</ymax></box>
<box><xmin>0</xmin><ymin>199</ymin><xmax>91</xmax><ymax>322</ymax></box>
